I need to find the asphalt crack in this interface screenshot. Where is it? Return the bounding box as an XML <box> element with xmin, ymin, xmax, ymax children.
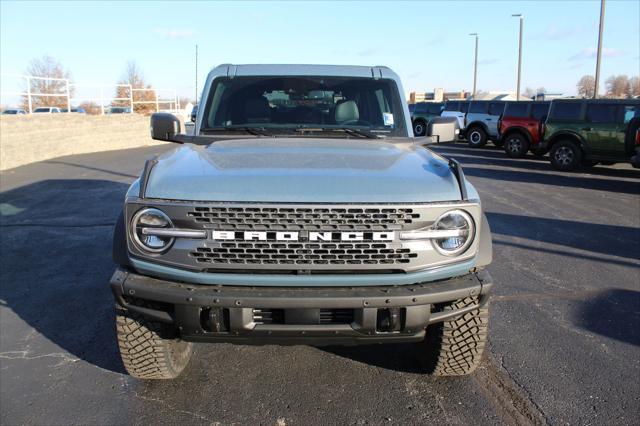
<box><xmin>472</xmin><ymin>351</ymin><xmax>549</xmax><ymax>426</ymax></box>
<box><xmin>133</xmin><ymin>392</ymin><xmax>219</xmax><ymax>424</ymax></box>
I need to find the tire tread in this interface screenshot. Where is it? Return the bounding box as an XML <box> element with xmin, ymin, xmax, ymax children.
<box><xmin>116</xmin><ymin>302</ymin><xmax>192</xmax><ymax>379</ymax></box>
<box><xmin>420</xmin><ymin>296</ymin><xmax>489</xmax><ymax>376</ymax></box>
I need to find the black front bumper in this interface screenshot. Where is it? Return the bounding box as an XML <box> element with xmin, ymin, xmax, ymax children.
<box><xmin>110</xmin><ymin>268</ymin><xmax>492</xmax><ymax>345</ymax></box>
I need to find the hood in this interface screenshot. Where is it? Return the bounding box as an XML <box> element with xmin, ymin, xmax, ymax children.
<box><xmin>144</xmin><ymin>138</ymin><xmax>461</xmax><ymax>203</ymax></box>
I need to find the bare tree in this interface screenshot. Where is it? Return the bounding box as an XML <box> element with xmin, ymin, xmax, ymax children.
<box><xmin>521</xmin><ymin>87</ymin><xmax>535</xmax><ymax>99</ymax></box>
<box><xmin>605</xmin><ymin>75</ymin><xmax>630</xmax><ymax>98</ymax></box>
<box><xmin>576</xmin><ymin>75</ymin><xmax>595</xmax><ymax>98</ymax></box>
<box><xmin>628</xmin><ymin>76</ymin><xmax>640</xmax><ymax>97</ymax></box>
<box><xmin>22</xmin><ymin>55</ymin><xmax>74</xmax><ymax>110</ymax></box>
<box><xmin>178</xmin><ymin>97</ymin><xmax>195</xmax><ymax>109</ymax></box>
<box><xmin>113</xmin><ymin>61</ymin><xmax>157</xmax><ymax>114</ymax></box>
<box><xmin>78</xmin><ymin>101</ymin><xmax>101</xmax><ymax>115</ymax></box>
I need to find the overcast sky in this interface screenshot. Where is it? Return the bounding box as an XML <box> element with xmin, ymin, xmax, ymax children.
<box><xmin>1</xmin><ymin>0</ymin><xmax>638</xmax><ymax>103</ymax></box>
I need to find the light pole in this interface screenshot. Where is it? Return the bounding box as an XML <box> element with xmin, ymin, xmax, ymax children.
<box><xmin>594</xmin><ymin>0</ymin><xmax>605</xmax><ymax>98</ymax></box>
<box><xmin>512</xmin><ymin>14</ymin><xmax>523</xmax><ymax>100</ymax></box>
<box><xmin>470</xmin><ymin>33</ymin><xmax>478</xmax><ymax>99</ymax></box>
<box><xmin>195</xmin><ymin>44</ymin><xmax>199</xmax><ymax>104</ymax></box>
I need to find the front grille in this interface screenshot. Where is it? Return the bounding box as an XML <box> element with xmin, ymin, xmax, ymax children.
<box><xmin>187</xmin><ymin>206</ymin><xmax>420</xmax><ymax>231</ymax></box>
<box><xmin>252</xmin><ymin>308</ymin><xmax>354</xmax><ymax>325</ymax></box>
<box><xmin>320</xmin><ymin>309</ymin><xmax>354</xmax><ymax>324</ymax></box>
<box><xmin>252</xmin><ymin>308</ymin><xmax>284</xmax><ymax>324</ymax></box>
<box><xmin>190</xmin><ymin>241</ymin><xmax>418</xmax><ymax>266</ymax></box>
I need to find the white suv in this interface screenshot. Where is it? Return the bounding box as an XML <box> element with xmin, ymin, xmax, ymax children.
<box><xmin>33</xmin><ymin>107</ymin><xmax>62</xmax><ymax>113</ymax></box>
<box><xmin>441</xmin><ymin>101</ymin><xmax>469</xmax><ymax>133</ymax></box>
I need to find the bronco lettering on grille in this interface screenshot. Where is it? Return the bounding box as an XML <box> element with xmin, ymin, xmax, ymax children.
<box><xmin>210</xmin><ymin>231</ymin><xmax>395</xmax><ymax>241</ymax></box>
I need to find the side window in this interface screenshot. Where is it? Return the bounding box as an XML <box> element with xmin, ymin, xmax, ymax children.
<box><xmin>531</xmin><ymin>103</ymin><xmax>550</xmax><ymax>120</ymax></box>
<box><xmin>550</xmin><ymin>103</ymin><xmax>582</xmax><ymax>120</ymax></box>
<box><xmin>468</xmin><ymin>102</ymin><xmax>487</xmax><ymax>113</ymax></box>
<box><xmin>428</xmin><ymin>104</ymin><xmax>443</xmax><ymax>114</ymax></box>
<box><xmin>585</xmin><ymin>104</ymin><xmax>618</xmax><ymax>123</ymax></box>
<box><xmin>445</xmin><ymin>102</ymin><xmax>459</xmax><ymax>111</ymax></box>
<box><xmin>415</xmin><ymin>103</ymin><xmax>428</xmax><ymax>113</ymax></box>
<box><xmin>459</xmin><ymin>102</ymin><xmax>470</xmax><ymax>113</ymax></box>
<box><xmin>505</xmin><ymin>103</ymin><xmax>529</xmax><ymax>117</ymax></box>
<box><xmin>489</xmin><ymin>102</ymin><xmax>505</xmax><ymax>116</ymax></box>
<box><xmin>623</xmin><ymin>105</ymin><xmax>639</xmax><ymax>124</ymax></box>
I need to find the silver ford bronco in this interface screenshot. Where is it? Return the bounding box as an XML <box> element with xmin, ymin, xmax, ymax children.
<box><xmin>111</xmin><ymin>64</ymin><xmax>493</xmax><ymax>379</ymax></box>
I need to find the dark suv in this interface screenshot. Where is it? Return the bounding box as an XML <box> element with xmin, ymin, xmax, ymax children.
<box><xmin>411</xmin><ymin>102</ymin><xmax>444</xmax><ymax>136</ymax></box>
<box><xmin>464</xmin><ymin>101</ymin><xmax>506</xmax><ymax>148</ymax></box>
<box><xmin>500</xmin><ymin>101</ymin><xmax>550</xmax><ymax>158</ymax></box>
<box><xmin>542</xmin><ymin>99</ymin><xmax>640</xmax><ymax>171</ymax></box>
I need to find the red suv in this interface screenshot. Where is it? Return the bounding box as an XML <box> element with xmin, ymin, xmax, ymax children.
<box><xmin>499</xmin><ymin>101</ymin><xmax>550</xmax><ymax>158</ymax></box>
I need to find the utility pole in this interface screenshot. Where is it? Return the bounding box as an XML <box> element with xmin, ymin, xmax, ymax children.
<box><xmin>470</xmin><ymin>33</ymin><xmax>478</xmax><ymax>99</ymax></box>
<box><xmin>195</xmin><ymin>44</ymin><xmax>199</xmax><ymax>104</ymax></box>
<box><xmin>594</xmin><ymin>0</ymin><xmax>605</xmax><ymax>98</ymax></box>
<box><xmin>512</xmin><ymin>14</ymin><xmax>524</xmax><ymax>100</ymax></box>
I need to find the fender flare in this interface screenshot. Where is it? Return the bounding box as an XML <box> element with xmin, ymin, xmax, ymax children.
<box><xmin>501</xmin><ymin>126</ymin><xmax>532</xmax><ymax>144</ymax></box>
<box><xmin>475</xmin><ymin>213</ymin><xmax>492</xmax><ymax>267</ymax></box>
<box><xmin>466</xmin><ymin>121</ymin><xmax>490</xmax><ymax>135</ymax></box>
<box><xmin>112</xmin><ymin>210</ymin><xmax>131</xmax><ymax>268</ymax></box>
<box><xmin>546</xmin><ymin>130</ymin><xmax>588</xmax><ymax>154</ymax></box>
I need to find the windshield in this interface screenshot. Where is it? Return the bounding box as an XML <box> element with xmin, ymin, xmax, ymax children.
<box><xmin>201</xmin><ymin>76</ymin><xmax>407</xmax><ymax>137</ymax></box>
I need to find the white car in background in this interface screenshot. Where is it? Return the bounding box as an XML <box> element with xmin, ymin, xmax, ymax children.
<box><xmin>33</xmin><ymin>107</ymin><xmax>62</xmax><ymax>113</ymax></box>
<box><xmin>441</xmin><ymin>100</ymin><xmax>469</xmax><ymax>134</ymax></box>
<box><xmin>1</xmin><ymin>108</ymin><xmax>27</xmax><ymax>115</ymax></box>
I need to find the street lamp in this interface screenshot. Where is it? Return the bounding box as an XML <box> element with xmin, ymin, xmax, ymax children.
<box><xmin>594</xmin><ymin>0</ymin><xmax>605</xmax><ymax>98</ymax></box>
<box><xmin>512</xmin><ymin>14</ymin><xmax>523</xmax><ymax>101</ymax></box>
<box><xmin>469</xmin><ymin>33</ymin><xmax>478</xmax><ymax>99</ymax></box>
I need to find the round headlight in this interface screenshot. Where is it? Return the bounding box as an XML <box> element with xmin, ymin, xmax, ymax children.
<box><xmin>432</xmin><ymin>210</ymin><xmax>475</xmax><ymax>256</ymax></box>
<box><xmin>131</xmin><ymin>208</ymin><xmax>174</xmax><ymax>253</ymax></box>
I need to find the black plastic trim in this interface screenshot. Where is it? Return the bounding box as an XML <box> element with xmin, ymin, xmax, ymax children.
<box><xmin>448</xmin><ymin>159</ymin><xmax>468</xmax><ymax>200</ymax></box>
<box><xmin>138</xmin><ymin>157</ymin><xmax>158</xmax><ymax>199</ymax></box>
<box><xmin>109</xmin><ymin>267</ymin><xmax>492</xmax><ymax>344</ymax></box>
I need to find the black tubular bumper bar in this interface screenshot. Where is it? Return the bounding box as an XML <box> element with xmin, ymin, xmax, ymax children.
<box><xmin>110</xmin><ymin>268</ymin><xmax>492</xmax><ymax>345</ymax></box>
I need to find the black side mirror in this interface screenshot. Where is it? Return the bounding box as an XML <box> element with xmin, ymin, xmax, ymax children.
<box><xmin>150</xmin><ymin>113</ymin><xmax>183</xmax><ymax>142</ymax></box>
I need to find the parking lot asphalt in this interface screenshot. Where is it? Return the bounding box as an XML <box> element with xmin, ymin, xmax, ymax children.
<box><xmin>1</xmin><ymin>142</ymin><xmax>639</xmax><ymax>425</ymax></box>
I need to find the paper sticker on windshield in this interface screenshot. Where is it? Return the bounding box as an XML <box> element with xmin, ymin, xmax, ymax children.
<box><xmin>383</xmin><ymin>112</ymin><xmax>394</xmax><ymax>126</ymax></box>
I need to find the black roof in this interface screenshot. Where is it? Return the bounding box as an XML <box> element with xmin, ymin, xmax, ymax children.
<box><xmin>551</xmin><ymin>98</ymin><xmax>640</xmax><ymax>104</ymax></box>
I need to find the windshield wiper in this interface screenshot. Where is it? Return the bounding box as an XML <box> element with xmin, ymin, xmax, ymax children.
<box><xmin>295</xmin><ymin>127</ymin><xmax>380</xmax><ymax>139</ymax></box>
<box><xmin>201</xmin><ymin>126</ymin><xmax>273</xmax><ymax>136</ymax></box>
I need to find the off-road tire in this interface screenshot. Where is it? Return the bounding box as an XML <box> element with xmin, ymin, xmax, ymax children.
<box><xmin>503</xmin><ymin>133</ymin><xmax>529</xmax><ymax>158</ymax></box>
<box><xmin>413</xmin><ymin>120</ymin><xmax>427</xmax><ymax>137</ymax></box>
<box><xmin>625</xmin><ymin>117</ymin><xmax>640</xmax><ymax>156</ymax></box>
<box><xmin>467</xmin><ymin>126</ymin><xmax>487</xmax><ymax>148</ymax></box>
<box><xmin>550</xmin><ymin>139</ymin><xmax>582</xmax><ymax>171</ymax></box>
<box><xmin>116</xmin><ymin>304</ymin><xmax>193</xmax><ymax>379</ymax></box>
<box><xmin>419</xmin><ymin>296</ymin><xmax>489</xmax><ymax>376</ymax></box>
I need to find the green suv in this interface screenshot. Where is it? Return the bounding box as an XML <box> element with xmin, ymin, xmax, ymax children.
<box><xmin>542</xmin><ymin>99</ymin><xmax>640</xmax><ymax>171</ymax></box>
<box><xmin>411</xmin><ymin>102</ymin><xmax>444</xmax><ymax>136</ymax></box>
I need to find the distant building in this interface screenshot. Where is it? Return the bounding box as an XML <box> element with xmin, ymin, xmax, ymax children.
<box><xmin>532</xmin><ymin>92</ymin><xmax>564</xmax><ymax>101</ymax></box>
<box><xmin>408</xmin><ymin>89</ymin><xmax>470</xmax><ymax>104</ymax></box>
<box><xmin>469</xmin><ymin>91</ymin><xmax>519</xmax><ymax>101</ymax></box>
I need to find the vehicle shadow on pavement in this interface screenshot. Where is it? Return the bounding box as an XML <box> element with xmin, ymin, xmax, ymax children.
<box><xmin>575</xmin><ymin>289</ymin><xmax>640</xmax><ymax>346</ymax></box>
<box><xmin>465</xmin><ymin>167</ymin><xmax>640</xmax><ymax>196</ymax></box>
<box><xmin>319</xmin><ymin>343</ymin><xmax>424</xmax><ymax>373</ymax></box>
<box><xmin>486</xmin><ymin>212</ymin><xmax>640</xmax><ymax>262</ymax></box>
<box><xmin>433</xmin><ymin>144</ymin><xmax>640</xmax><ymax>183</ymax></box>
<box><xmin>0</xmin><ymin>179</ymin><xmax>128</xmax><ymax>374</ymax></box>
